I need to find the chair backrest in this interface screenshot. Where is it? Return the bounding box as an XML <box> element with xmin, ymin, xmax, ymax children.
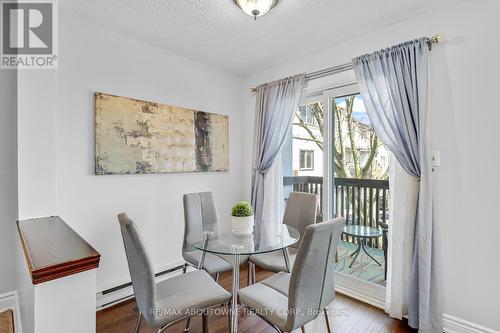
<box><xmin>286</xmin><ymin>217</ymin><xmax>345</xmax><ymax>330</ymax></box>
<box><xmin>117</xmin><ymin>213</ymin><xmax>156</xmax><ymax>321</ymax></box>
<box><xmin>319</xmin><ymin>217</ymin><xmax>345</xmax><ymax>308</ymax></box>
<box><xmin>283</xmin><ymin>192</ymin><xmax>318</xmax><ymax>249</ymax></box>
<box><xmin>182</xmin><ymin>192</ymin><xmax>220</xmax><ymax>254</ymax></box>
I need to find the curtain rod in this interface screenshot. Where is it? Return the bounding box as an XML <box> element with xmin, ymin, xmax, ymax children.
<box><xmin>250</xmin><ymin>34</ymin><xmax>443</xmax><ymax>93</ymax></box>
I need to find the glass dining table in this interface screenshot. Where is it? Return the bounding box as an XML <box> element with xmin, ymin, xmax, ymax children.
<box><xmin>343</xmin><ymin>225</ymin><xmax>382</xmax><ymax>268</ymax></box>
<box><xmin>187</xmin><ymin>221</ymin><xmax>300</xmax><ymax>333</ymax></box>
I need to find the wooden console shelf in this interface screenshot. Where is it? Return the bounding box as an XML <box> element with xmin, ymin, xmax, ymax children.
<box><xmin>17</xmin><ymin>216</ymin><xmax>101</xmax><ymax>285</ymax></box>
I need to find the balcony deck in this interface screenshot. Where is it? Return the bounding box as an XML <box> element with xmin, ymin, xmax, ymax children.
<box><xmin>284</xmin><ymin>175</ymin><xmax>389</xmax><ymax>286</ymax></box>
<box><xmin>336</xmin><ymin>241</ymin><xmax>386</xmax><ymax>286</ymax></box>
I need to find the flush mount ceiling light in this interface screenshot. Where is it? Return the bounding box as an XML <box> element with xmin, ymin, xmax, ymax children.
<box><xmin>233</xmin><ymin>0</ymin><xmax>280</xmax><ymax>20</ymax></box>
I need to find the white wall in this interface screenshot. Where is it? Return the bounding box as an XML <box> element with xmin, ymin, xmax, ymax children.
<box><xmin>16</xmin><ymin>12</ymin><xmax>246</xmax><ymax>293</ymax></box>
<box><xmin>34</xmin><ymin>270</ymin><xmax>96</xmax><ymax>333</ymax></box>
<box><xmin>15</xmin><ymin>34</ymin><xmax>59</xmax><ymax>333</ymax></box>
<box><xmin>0</xmin><ymin>69</ymin><xmax>18</xmax><ymax>294</ymax></box>
<box><xmin>243</xmin><ymin>1</ymin><xmax>500</xmax><ymax>330</ymax></box>
<box><xmin>14</xmin><ymin>1</ymin><xmax>500</xmax><ymax>330</ymax></box>
<box><xmin>17</xmin><ymin>70</ymin><xmax>57</xmax><ymax>220</ymax></box>
<box><xmin>52</xmin><ymin>14</ymin><xmax>246</xmax><ymax>291</ymax></box>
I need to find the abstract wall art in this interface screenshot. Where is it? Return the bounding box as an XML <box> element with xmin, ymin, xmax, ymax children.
<box><xmin>95</xmin><ymin>93</ymin><xmax>229</xmax><ymax>175</ymax></box>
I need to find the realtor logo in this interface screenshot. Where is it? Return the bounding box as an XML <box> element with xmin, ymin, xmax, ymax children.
<box><xmin>1</xmin><ymin>0</ymin><xmax>58</xmax><ymax>69</ymax></box>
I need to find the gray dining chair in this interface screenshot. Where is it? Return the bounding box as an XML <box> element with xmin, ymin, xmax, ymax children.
<box><xmin>239</xmin><ymin>217</ymin><xmax>345</xmax><ymax>333</ymax></box>
<box><xmin>118</xmin><ymin>213</ymin><xmax>231</xmax><ymax>333</ymax></box>
<box><xmin>248</xmin><ymin>192</ymin><xmax>317</xmax><ymax>281</ymax></box>
<box><xmin>183</xmin><ymin>192</ymin><xmax>251</xmax><ymax>332</ymax></box>
<box><xmin>183</xmin><ymin>192</ymin><xmax>249</xmax><ymax>280</ymax></box>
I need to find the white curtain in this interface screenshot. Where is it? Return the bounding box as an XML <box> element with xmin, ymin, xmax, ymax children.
<box><xmin>261</xmin><ymin>154</ymin><xmax>285</xmax><ymax>224</ymax></box>
<box><xmin>259</xmin><ymin>156</ymin><xmax>286</xmax><ymax>247</ymax></box>
<box><xmin>353</xmin><ymin>38</ymin><xmax>440</xmax><ymax>331</ymax></box>
<box><xmin>251</xmin><ymin>74</ymin><xmax>306</xmax><ymax>233</ymax></box>
<box><xmin>386</xmin><ymin>155</ymin><xmax>419</xmax><ymax>319</ymax></box>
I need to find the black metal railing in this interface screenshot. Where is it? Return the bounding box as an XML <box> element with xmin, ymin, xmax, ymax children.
<box><xmin>283</xmin><ymin>176</ymin><xmax>324</xmax><ymax>221</ymax></box>
<box><xmin>283</xmin><ymin>176</ymin><xmax>389</xmax><ymax>248</ymax></box>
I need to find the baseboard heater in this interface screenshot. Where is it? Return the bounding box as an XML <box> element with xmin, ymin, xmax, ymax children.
<box><xmin>97</xmin><ymin>264</ymin><xmax>186</xmax><ymax>310</ymax></box>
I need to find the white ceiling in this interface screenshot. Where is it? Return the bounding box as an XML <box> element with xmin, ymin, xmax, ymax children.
<box><xmin>61</xmin><ymin>0</ymin><xmax>461</xmax><ymax>75</ymax></box>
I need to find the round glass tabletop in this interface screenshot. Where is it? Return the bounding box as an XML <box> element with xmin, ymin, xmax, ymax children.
<box><xmin>343</xmin><ymin>225</ymin><xmax>382</xmax><ymax>238</ymax></box>
<box><xmin>187</xmin><ymin>222</ymin><xmax>300</xmax><ymax>256</ymax></box>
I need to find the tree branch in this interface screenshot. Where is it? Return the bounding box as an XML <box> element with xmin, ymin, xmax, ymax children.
<box><xmin>361</xmin><ymin>134</ymin><xmax>379</xmax><ymax>178</ymax></box>
<box><xmin>295</xmin><ymin>118</ymin><xmax>324</xmax><ymax>151</ymax></box>
<box><xmin>311</xmin><ymin>103</ymin><xmax>324</xmax><ymax>135</ymax></box>
<box><xmin>335</xmin><ymin>106</ymin><xmax>349</xmax><ymax>177</ymax></box>
<box><xmin>346</xmin><ymin>96</ymin><xmax>361</xmax><ymax>177</ymax></box>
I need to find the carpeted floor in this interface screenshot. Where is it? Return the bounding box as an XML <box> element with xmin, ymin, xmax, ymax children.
<box><xmin>335</xmin><ymin>241</ymin><xmax>386</xmax><ymax>286</ymax></box>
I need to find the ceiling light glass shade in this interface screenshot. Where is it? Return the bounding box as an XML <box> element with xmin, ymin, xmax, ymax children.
<box><xmin>234</xmin><ymin>0</ymin><xmax>280</xmax><ymax>19</ymax></box>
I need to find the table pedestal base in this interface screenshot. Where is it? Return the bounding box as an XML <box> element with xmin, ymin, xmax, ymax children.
<box><xmin>349</xmin><ymin>240</ymin><xmax>382</xmax><ymax>268</ymax></box>
<box><xmin>230</xmin><ymin>250</ymin><xmax>241</xmax><ymax>333</ymax></box>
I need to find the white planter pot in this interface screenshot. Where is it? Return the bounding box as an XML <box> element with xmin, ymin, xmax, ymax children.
<box><xmin>231</xmin><ymin>215</ymin><xmax>254</xmax><ymax>235</ymax></box>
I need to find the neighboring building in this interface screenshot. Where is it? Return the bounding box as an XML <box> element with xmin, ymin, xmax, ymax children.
<box><xmin>291</xmin><ymin>104</ymin><xmax>324</xmax><ymax>177</ymax></box>
<box><xmin>290</xmin><ymin>103</ymin><xmax>390</xmax><ymax>180</ymax></box>
<box><xmin>338</xmin><ymin>119</ymin><xmax>390</xmax><ymax>179</ymax></box>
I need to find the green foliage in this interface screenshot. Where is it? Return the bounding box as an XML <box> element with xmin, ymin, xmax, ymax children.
<box><xmin>231</xmin><ymin>201</ymin><xmax>254</xmax><ymax>217</ymax></box>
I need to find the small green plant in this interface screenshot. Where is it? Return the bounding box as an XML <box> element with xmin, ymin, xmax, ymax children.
<box><xmin>231</xmin><ymin>201</ymin><xmax>254</xmax><ymax>217</ymax></box>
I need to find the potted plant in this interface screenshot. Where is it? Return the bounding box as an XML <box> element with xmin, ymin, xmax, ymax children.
<box><xmin>231</xmin><ymin>201</ymin><xmax>254</xmax><ymax>235</ymax></box>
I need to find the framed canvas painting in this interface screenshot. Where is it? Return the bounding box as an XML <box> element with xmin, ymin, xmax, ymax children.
<box><xmin>95</xmin><ymin>93</ymin><xmax>229</xmax><ymax>174</ymax></box>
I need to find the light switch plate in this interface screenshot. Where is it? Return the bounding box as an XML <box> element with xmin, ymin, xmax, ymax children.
<box><xmin>432</xmin><ymin>151</ymin><xmax>441</xmax><ymax>167</ymax></box>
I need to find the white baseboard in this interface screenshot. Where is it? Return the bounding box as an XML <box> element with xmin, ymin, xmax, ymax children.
<box><xmin>443</xmin><ymin>314</ymin><xmax>499</xmax><ymax>333</ymax></box>
<box><xmin>0</xmin><ymin>290</ymin><xmax>23</xmax><ymax>333</ymax></box>
<box><xmin>96</xmin><ymin>263</ymin><xmax>195</xmax><ymax>310</ymax></box>
<box><xmin>334</xmin><ymin>274</ymin><xmax>499</xmax><ymax>333</ymax></box>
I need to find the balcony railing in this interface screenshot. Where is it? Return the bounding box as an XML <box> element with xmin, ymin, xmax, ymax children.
<box><xmin>283</xmin><ymin>176</ymin><xmax>324</xmax><ymax>220</ymax></box>
<box><xmin>283</xmin><ymin>176</ymin><xmax>389</xmax><ymax>248</ymax></box>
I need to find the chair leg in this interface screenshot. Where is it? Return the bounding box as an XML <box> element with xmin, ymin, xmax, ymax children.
<box><xmin>251</xmin><ymin>263</ymin><xmax>256</xmax><ymax>284</ymax></box>
<box><xmin>324</xmin><ymin>308</ymin><xmax>332</xmax><ymax>333</ymax></box>
<box><xmin>157</xmin><ymin>326</ymin><xmax>169</xmax><ymax>333</ymax></box>
<box><xmin>184</xmin><ymin>318</ymin><xmax>191</xmax><ymax>332</ymax></box>
<box><xmin>215</xmin><ymin>273</ymin><xmax>220</xmax><ymax>283</ymax></box>
<box><xmin>383</xmin><ymin>243</ymin><xmax>388</xmax><ymax>281</ymax></box>
<box><xmin>272</xmin><ymin>325</ymin><xmax>284</xmax><ymax>333</ymax></box>
<box><xmin>134</xmin><ymin>311</ymin><xmax>142</xmax><ymax>333</ymax></box>
<box><xmin>247</xmin><ymin>262</ymin><xmax>252</xmax><ymax>286</ymax></box>
<box><xmin>301</xmin><ymin>326</ymin><xmax>306</xmax><ymax>333</ymax></box>
<box><xmin>202</xmin><ymin>313</ymin><xmax>208</xmax><ymax>333</ymax></box>
<box><xmin>183</xmin><ymin>263</ymin><xmax>188</xmax><ymax>274</ymax></box>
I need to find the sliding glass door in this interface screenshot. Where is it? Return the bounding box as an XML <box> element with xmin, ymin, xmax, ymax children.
<box><xmin>282</xmin><ymin>95</ymin><xmax>325</xmax><ymax>221</ymax></box>
<box><xmin>283</xmin><ymin>83</ymin><xmax>389</xmax><ymax>305</ymax></box>
<box><xmin>325</xmin><ymin>85</ymin><xmax>389</xmax><ymax>289</ymax></box>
